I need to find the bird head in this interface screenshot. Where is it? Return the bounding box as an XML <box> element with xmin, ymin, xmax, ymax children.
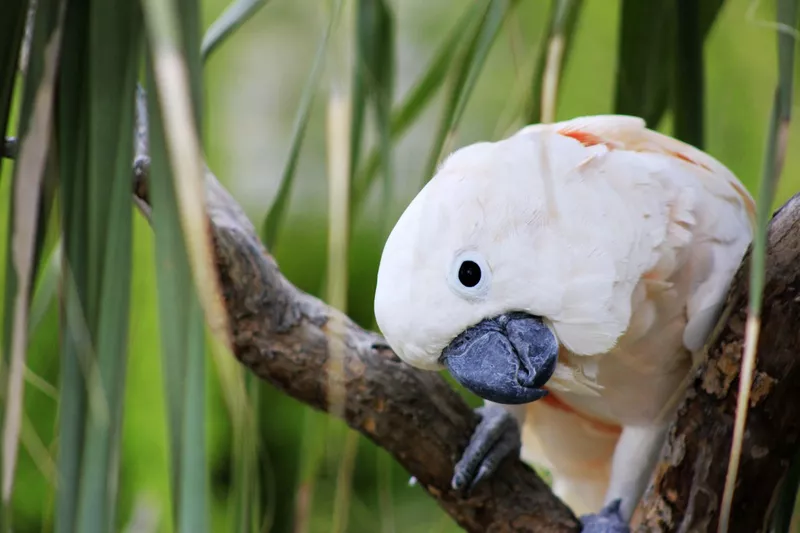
<box><xmin>374</xmin><ymin>127</ymin><xmax>636</xmax><ymax>404</ymax></box>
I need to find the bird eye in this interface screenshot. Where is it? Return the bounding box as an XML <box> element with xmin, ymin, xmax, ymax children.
<box><xmin>458</xmin><ymin>260</ymin><xmax>481</xmax><ymax>287</ymax></box>
<box><xmin>448</xmin><ymin>250</ymin><xmax>491</xmax><ymax>300</ymax></box>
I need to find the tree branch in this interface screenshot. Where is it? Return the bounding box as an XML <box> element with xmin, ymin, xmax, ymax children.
<box><xmin>633</xmin><ymin>193</ymin><xmax>800</xmax><ymax>532</ymax></box>
<box><xmin>131</xmin><ymin>85</ymin><xmax>800</xmax><ymax>531</ymax></box>
<box><xmin>131</xmin><ymin>89</ymin><xmax>580</xmax><ymax>533</ymax></box>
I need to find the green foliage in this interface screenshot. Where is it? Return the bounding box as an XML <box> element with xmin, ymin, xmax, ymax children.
<box><xmin>421</xmin><ymin>0</ymin><xmax>514</xmax><ymax>185</ymax></box>
<box><xmin>260</xmin><ymin>0</ymin><xmax>342</xmax><ymax>249</ymax></box>
<box><xmin>350</xmin><ymin>0</ymin><xmax>394</xmax><ymax>232</ymax></box>
<box><xmin>523</xmin><ymin>0</ymin><xmax>584</xmax><ymax>124</ymax></box>
<box><xmin>1</xmin><ymin>0</ymin><xmax>800</xmax><ymax>532</ymax></box>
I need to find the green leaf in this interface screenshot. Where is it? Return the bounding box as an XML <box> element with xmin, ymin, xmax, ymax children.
<box><xmin>349</xmin><ymin>0</ymin><xmax>394</xmax><ymax>231</ymax></box>
<box><xmin>70</xmin><ymin>0</ymin><xmax>142</xmax><ymax>531</ymax></box>
<box><xmin>524</xmin><ymin>0</ymin><xmax>585</xmax><ymax>124</ymax></box>
<box><xmin>144</xmin><ymin>66</ymin><xmax>208</xmax><ymax>533</ymax></box>
<box><xmin>55</xmin><ymin>0</ymin><xmax>91</xmax><ymax>530</ymax></box>
<box><xmin>0</xmin><ymin>0</ymin><xmax>63</xmax><ymax>530</ymax></box>
<box><xmin>421</xmin><ymin>0</ymin><xmax>514</xmax><ymax>186</ymax></box>
<box><xmin>613</xmin><ymin>0</ymin><xmax>676</xmax><ymax>127</ymax></box>
<box><xmin>140</xmin><ymin>0</ymin><xmax>226</xmax><ymax>528</ymax></box>
<box><xmin>260</xmin><ymin>1</ymin><xmax>343</xmax><ymax>249</ymax></box>
<box><xmin>230</xmin><ymin>373</ymin><xmax>263</xmax><ymax>533</ymax></box>
<box><xmin>670</xmin><ymin>0</ymin><xmax>725</xmax><ymax>148</ymax></box>
<box><xmin>350</xmin><ymin>3</ymin><xmax>483</xmax><ymax>214</ymax></box>
<box><xmin>719</xmin><ymin>0</ymin><xmax>799</xmax><ymax>530</ymax></box>
<box><xmin>201</xmin><ymin>0</ymin><xmax>271</xmax><ymax>63</ymax></box>
<box><xmin>614</xmin><ymin>0</ymin><xmax>724</xmax><ymax>130</ymax></box>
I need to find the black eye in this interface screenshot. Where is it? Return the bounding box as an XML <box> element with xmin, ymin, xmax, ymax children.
<box><xmin>458</xmin><ymin>260</ymin><xmax>482</xmax><ymax>288</ymax></box>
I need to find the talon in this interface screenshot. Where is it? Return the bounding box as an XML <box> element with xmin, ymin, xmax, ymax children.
<box><xmin>451</xmin><ymin>403</ymin><xmax>521</xmax><ymax>494</ymax></box>
<box><xmin>580</xmin><ymin>499</ymin><xmax>630</xmax><ymax>533</ymax></box>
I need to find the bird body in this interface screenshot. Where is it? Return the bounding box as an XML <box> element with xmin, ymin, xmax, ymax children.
<box><xmin>374</xmin><ymin>115</ymin><xmax>755</xmax><ymax>524</ymax></box>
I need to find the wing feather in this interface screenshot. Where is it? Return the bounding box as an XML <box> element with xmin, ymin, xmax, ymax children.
<box><xmin>518</xmin><ymin>115</ymin><xmax>755</xmax><ymax>400</ymax></box>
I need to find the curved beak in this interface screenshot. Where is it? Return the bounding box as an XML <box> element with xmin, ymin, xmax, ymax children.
<box><xmin>440</xmin><ymin>312</ymin><xmax>558</xmax><ymax>405</ymax></box>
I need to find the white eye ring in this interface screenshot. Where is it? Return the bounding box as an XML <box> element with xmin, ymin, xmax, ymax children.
<box><xmin>447</xmin><ymin>250</ymin><xmax>492</xmax><ymax>301</ymax></box>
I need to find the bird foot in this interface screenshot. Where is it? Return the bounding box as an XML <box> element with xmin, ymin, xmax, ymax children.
<box><xmin>580</xmin><ymin>499</ymin><xmax>630</xmax><ymax>533</ymax></box>
<box><xmin>451</xmin><ymin>403</ymin><xmax>521</xmax><ymax>494</ymax></box>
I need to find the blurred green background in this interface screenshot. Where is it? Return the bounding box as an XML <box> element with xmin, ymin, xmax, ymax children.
<box><xmin>2</xmin><ymin>0</ymin><xmax>800</xmax><ymax>531</ymax></box>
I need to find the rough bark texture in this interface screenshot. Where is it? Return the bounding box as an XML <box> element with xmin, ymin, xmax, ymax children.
<box><xmin>635</xmin><ymin>194</ymin><xmax>800</xmax><ymax>532</ymax></box>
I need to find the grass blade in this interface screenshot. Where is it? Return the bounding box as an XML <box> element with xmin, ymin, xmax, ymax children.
<box><xmin>260</xmin><ymin>1</ymin><xmax>342</xmax><ymax>249</ymax></box>
<box><xmin>141</xmin><ymin>0</ymin><xmax>232</xmax><ymax>362</ymax></box>
<box><xmin>524</xmin><ymin>0</ymin><xmax>584</xmax><ymax>124</ymax></box>
<box><xmin>0</xmin><ymin>1</ymin><xmax>64</xmax><ymax>530</ymax></box>
<box><xmin>1</xmin><ymin>24</ymin><xmax>60</xmax><ymax>522</ymax></box>
<box><xmin>421</xmin><ymin>0</ymin><xmax>513</xmax><ymax>186</ymax></box>
<box><xmin>55</xmin><ymin>0</ymin><xmax>91</xmax><ymax>530</ymax></box>
<box><xmin>201</xmin><ymin>0</ymin><xmax>271</xmax><ymax>63</ymax></box>
<box><xmin>671</xmin><ymin>0</ymin><xmax>723</xmax><ymax>148</ymax></box>
<box><xmin>350</xmin><ymin>2</ymin><xmax>483</xmax><ymax>213</ymax></box>
<box><xmin>614</xmin><ymin>0</ymin><xmax>724</xmax><ymax>129</ymax></box>
<box><xmin>70</xmin><ymin>0</ymin><xmax>142</xmax><ymax>530</ymax></box>
<box><xmin>614</xmin><ymin>0</ymin><xmax>675</xmax><ymax>126</ymax></box>
<box><xmin>229</xmin><ymin>372</ymin><xmax>262</xmax><ymax>533</ymax></box>
<box><xmin>326</xmin><ymin>76</ymin><xmax>359</xmax><ymax>533</ymax></box>
<box><xmin>140</xmin><ymin>0</ymin><xmax>229</xmax><ymax>528</ymax></box>
<box><xmin>718</xmin><ymin>1</ymin><xmax>799</xmax><ymax>531</ymax></box>
<box><xmin>349</xmin><ymin>0</ymin><xmax>394</xmax><ymax>231</ymax></box>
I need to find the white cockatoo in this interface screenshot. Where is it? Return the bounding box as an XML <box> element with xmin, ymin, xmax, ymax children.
<box><xmin>373</xmin><ymin>115</ymin><xmax>755</xmax><ymax>531</ymax></box>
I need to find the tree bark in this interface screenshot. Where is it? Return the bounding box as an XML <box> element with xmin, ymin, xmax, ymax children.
<box><xmin>130</xmin><ymin>91</ymin><xmax>580</xmax><ymax>532</ymax></box>
<box><xmin>634</xmin><ymin>194</ymin><xmax>800</xmax><ymax>533</ymax></box>
<box><xmin>130</xmin><ymin>88</ymin><xmax>800</xmax><ymax>532</ymax></box>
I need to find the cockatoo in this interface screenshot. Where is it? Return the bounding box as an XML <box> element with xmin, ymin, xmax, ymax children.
<box><xmin>373</xmin><ymin>115</ymin><xmax>755</xmax><ymax>531</ymax></box>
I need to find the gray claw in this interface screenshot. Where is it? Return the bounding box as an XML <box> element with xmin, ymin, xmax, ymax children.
<box><xmin>452</xmin><ymin>403</ymin><xmax>521</xmax><ymax>494</ymax></box>
<box><xmin>580</xmin><ymin>499</ymin><xmax>630</xmax><ymax>533</ymax></box>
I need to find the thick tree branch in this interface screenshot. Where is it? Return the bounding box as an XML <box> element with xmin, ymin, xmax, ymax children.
<box><xmin>131</xmin><ymin>87</ymin><xmax>800</xmax><ymax>531</ymax></box>
<box><xmin>131</xmin><ymin>92</ymin><xmax>580</xmax><ymax>532</ymax></box>
<box><xmin>635</xmin><ymin>194</ymin><xmax>800</xmax><ymax>532</ymax></box>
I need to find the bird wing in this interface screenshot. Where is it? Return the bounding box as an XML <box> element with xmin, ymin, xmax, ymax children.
<box><xmin>518</xmin><ymin>115</ymin><xmax>755</xmax><ymax>397</ymax></box>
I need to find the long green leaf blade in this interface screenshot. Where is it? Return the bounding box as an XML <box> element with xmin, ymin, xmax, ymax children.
<box><xmin>349</xmin><ymin>0</ymin><xmax>395</xmax><ymax>232</ymax></box>
<box><xmin>140</xmin><ymin>0</ymin><xmax>221</xmax><ymax>529</ymax></box>
<box><xmin>144</xmin><ymin>78</ymin><xmax>194</xmax><ymax>528</ymax></box>
<box><xmin>201</xmin><ymin>0</ymin><xmax>271</xmax><ymax>63</ymax></box>
<box><xmin>72</xmin><ymin>0</ymin><xmax>142</xmax><ymax>530</ymax></box>
<box><xmin>719</xmin><ymin>0</ymin><xmax>799</xmax><ymax>531</ymax></box>
<box><xmin>613</xmin><ymin>0</ymin><xmax>676</xmax><ymax>127</ymax></box>
<box><xmin>614</xmin><ymin>0</ymin><xmax>724</xmax><ymax>129</ymax></box>
<box><xmin>421</xmin><ymin>0</ymin><xmax>513</xmax><ymax>186</ymax></box>
<box><xmin>671</xmin><ymin>0</ymin><xmax>714</xmax><ymax>148</ymax></box>
<box><xmin>0</xmin><ymin>1</ymin><xmax>64</xmax><ymax>527</ymax></box>
<box><xmin>55</xmin><ymin>0</ymin><xmax>91</xmax><ymax>530</ymax></box>
<box><xmin>260</xmin><ymin>2</ymin><xmax>342</xmax><ymax>249</ymax></box>
<box><xmin>350</xmin><ymin>3</ymin><xmax>482</xmax><ymax>213</ymax></box>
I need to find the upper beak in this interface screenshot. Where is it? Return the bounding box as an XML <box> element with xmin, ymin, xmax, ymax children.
<box><xmin>440</xmin><ymin>312</ymin><xmax>558</xmax><ymax>405</ymax></box>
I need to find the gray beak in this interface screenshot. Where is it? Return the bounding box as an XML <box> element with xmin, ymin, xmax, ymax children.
<box><xmin>440</xmin><ymin>312</ymin><xmax>558</xmax><ymax>405</ymax></box>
